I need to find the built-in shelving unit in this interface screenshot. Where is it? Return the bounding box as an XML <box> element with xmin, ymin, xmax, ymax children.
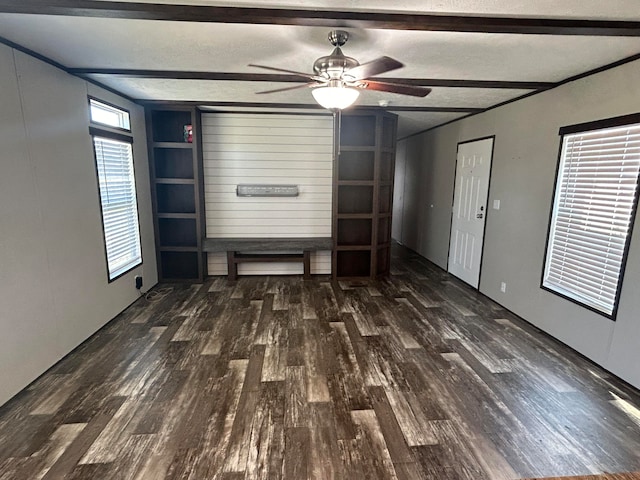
<box><xmin>333</xmin><ymin>110</ymin><xmax>398</xmax><ymax>279</ymax></box>
<box><xmin>147</xmin><ymin>107</ymin><xmax>205</xmax><ymax>281</ymax></box>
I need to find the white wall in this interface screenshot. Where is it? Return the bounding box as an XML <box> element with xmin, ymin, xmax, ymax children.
<box><xmin>0</xmin><ymin>44</ymin><xmax>156</xmax><ymax>406</ymax></box>
<box><xmin>396</xmin><ymin>58</ymin><xmax>640</xmax><ymax>389</ymax></box>
<box><xmin>202</xmin><ymin>113</ymin><xmax>333</xmax><ymax>275</ymax></box>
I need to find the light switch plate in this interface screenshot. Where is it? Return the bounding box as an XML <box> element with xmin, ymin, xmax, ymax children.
<box><xmin>493</xmin><ymin>199</ymin><xmax>501</xmax><ymax>210</ymax></box>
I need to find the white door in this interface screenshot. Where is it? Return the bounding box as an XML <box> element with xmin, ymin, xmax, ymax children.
<box><xmin>448</xmin><ymin>137</ymin><xmax>494</xmax><ymax>288</ymax></box>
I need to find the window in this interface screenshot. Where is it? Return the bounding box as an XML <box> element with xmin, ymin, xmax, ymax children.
<box><xmin>90</xmin><ymin>98</ymin><xmax>130</xmax><ymax>130</ymax></box>
<box><xmin>542</xmin><ymin>115</ymin><xmax>640</xmax><ymax>318</ymax></box>
<box><xmin>90</xmin><ymin>100</ymin><xmax>141</xmax><ymax>281</ymax></box>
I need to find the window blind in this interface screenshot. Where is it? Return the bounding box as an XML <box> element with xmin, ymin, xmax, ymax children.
<box><xmin>93</xmin><ymin>136</ymin><xmax>142</xmax><ymax>280</ymax></box>
<box><xmin>543</xmin><ymin>123</ymin><xmax>640</xmax><ymax>317</ymax></box>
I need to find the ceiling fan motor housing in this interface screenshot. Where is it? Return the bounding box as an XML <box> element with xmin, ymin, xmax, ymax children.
<box><xmin>313</xmin><ymin>30</ymin><xmax>359</xmax><ymax>80</ymax></box>
<box><xmin>313</xmin><ymin>49</ymin><xmax>359</xmax><ymax>79</ymax></box>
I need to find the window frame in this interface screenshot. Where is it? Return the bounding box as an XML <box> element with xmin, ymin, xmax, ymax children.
<box><xmin>89</xmin><ymin>104</ymin><xmax>143</xmax><ymax>283</ymax></box>
<box><xmin>88</xmin><ymin>96</ymin><xmax>132</xmax><ymax>133</ymax></box>
<box><xmin>541</xmin><ymin>112</ymin><xmax>640</xmax><ymax>320</ymax></box>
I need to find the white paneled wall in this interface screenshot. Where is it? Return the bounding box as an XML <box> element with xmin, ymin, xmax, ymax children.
<box><xmin>0</xmin><ymin>44</ymin><xmax>156</xmax><ymax>406</ymax></box>
<box><xmin>202</xmin><ymin>113</ymin><xmax>334</xmax><ymax>275</ymax></box>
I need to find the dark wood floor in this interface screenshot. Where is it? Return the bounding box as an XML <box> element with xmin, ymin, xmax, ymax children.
<box><xmin>525</xmin><ymin>473</ymin><xmax>640</xmax><ymax>480</ymax></box>
<box><xmin>1</xmin><ymin>245</ymin><xmax>640</xmax><ymax>480</ymax></box>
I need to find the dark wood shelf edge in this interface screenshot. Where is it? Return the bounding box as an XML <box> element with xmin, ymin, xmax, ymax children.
<box><xmin>153</xmin><ymin>141</ymin><xmax>194</xmax><ymax>149</ymax></box>
<box><xmin>336</xmin><ymin>213</ymin><xmax>374</xmax><ymax>219</ymax></box>
<box><xmin>159</xmin><ymin>246</ymin><xmax>199</xmax><ymax>252</ymax></box>
<box><xmin>335</xmin><ymin>245</ymin><xmax>374</xmax><ymax>251</ymax></box>
<box><xmin>157</xmin><ymin>212</ymin><xmax>197</xmax><ymax>217</ymax></box>
<box><xmin>155</xmin><ymin>178</ymin><xmax>195</xmax><ymax>185</ymax></box>
<box><xmin>337</xmin><ymin>180</ymin><xmax>375</xmax><ymax>186</ymax></box>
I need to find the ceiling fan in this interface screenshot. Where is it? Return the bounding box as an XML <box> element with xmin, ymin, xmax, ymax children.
<box><xmin>249</xmin><ymin>30</ymin><xmax>432</xmax><ymax>110</ymax></box>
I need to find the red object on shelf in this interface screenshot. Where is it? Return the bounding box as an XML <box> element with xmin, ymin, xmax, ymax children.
<box><xmin>184</xmin><ymin>124</ymin><xmax>193</xmax><ymax>143</ymax></box>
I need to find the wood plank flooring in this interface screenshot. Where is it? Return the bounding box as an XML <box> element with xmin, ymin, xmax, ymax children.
<box><xmin>525</xmin><ymin>473</ymin><xmax>640</xmax><ymax>480</ymax></box>
<box><xmin>1</xmin><ymin>244</ymin><xmax>640</xmax><ymax>479</ymax></box>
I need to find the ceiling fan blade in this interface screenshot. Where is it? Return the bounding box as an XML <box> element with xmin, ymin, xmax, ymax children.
<box><xmin>248</xmin><ymin>64</ymin><xmax>321</xmax><ymax>81</ymax></box>
<box><xmin>255</xmin><ymin>82</ymin><xmax>319</xmax><ymax>94</ymax></box>
<box><xmin>357</xmin><ymin>80</ymin><xmax>432</xmax><ymax>97</ymax></box>
<box><xmin>345</xmin><ymin>56</ymin><xmax>404</xmax><ymax>81</ymax></box>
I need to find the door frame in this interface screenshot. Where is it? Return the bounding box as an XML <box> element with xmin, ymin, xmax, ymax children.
<box><xmin>446</xmin><ymin>135</ymin><xmax>496</xmax><ymax>290</ymax></box>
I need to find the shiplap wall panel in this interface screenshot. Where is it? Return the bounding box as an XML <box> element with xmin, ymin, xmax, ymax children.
<box><xmin>202</xmin><ymin>113</ymin><xmax>334</xmax><ymax>275</ymax></box>
<box><xmin>208</xmin><ymin>250</ymin><xmax>332</xmax><ymax>276</ymax></box>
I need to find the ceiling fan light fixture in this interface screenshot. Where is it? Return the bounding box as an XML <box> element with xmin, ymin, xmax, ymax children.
<box><xmin>312</xmin><ymin>86</ymin><xmax>360</xmax><ymax>110</ymax></box>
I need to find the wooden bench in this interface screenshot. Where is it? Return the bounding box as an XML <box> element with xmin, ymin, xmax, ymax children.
<box><xmin>202</xmin><ymin>237</ymin><xmax>332</xmax><ymax>280</ymax></box>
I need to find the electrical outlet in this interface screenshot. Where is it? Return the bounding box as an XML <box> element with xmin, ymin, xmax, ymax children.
<box><xmin>135</xmin><ymin>276</ymin><xmax>143</xmax><ymax>290</ymax></box>
<box><xmin>500</xmin><ymin>282</ymin><xmax>507</xmax><ymax>293</ymax></box>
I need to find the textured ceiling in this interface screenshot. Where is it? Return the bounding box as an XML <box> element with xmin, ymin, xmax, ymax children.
<box><xmin>1</xmin><ymin>1</ymin><xmax>640</xmax><ymax>137</ymax></box>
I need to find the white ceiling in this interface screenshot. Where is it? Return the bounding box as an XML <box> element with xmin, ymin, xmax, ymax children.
<box><xmin>1</xmin><ymin>1</ymin><xmax>640</xmax><ymax>137</ymax></box>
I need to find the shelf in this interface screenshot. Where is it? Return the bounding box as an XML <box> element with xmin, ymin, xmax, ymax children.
<box><xmin>159</xmin><ymin>246</ymin><xmax>199</xmax><ymax>252</ymax></box>
<box><xmin>157</xmin><ymin>212</ymin><xmax>197</xmax><ymax>219</ymax></box>
<box><xmin>336</xmin><ymin>250</ymin><xmax>371</xmax><ymax>277</ymax></box>
<box><xmin>148</xmin><ymin>106</ymin><xmax>203</xmax><ymax>283</ymax></box>
<box><xmin>155</xmin><ymin>178</ymin><xmax>195</xmax><ymax>185</ymax></box>
<box><xmin>160</xmin><ymin>251</ymin><xmax>200</xmax><ymax>280</ymax></box>
<box><xmin>337</xmin><ymin>185</ymin><xmax>373</xmax><ymax>214</ymax></box>
<box><xmin>154</xmin><ymin>146</ymin><xmax>194</xmax><ymax>179</ymax></box>
<box><xmin>152</xmin><ymin>110</ymin><xmax>193</xmax><ymax>143</ymax></box>
<box><xmin>152</xmin><ymin>141</ymin><xmax>193</xmax><ymax>149</ymax></box>
<box><xmin>158</xmin><ymin>217</ymin><xmax>198</xmax><ymax>247</ymax></box>
<box><xmin>336</xmin><ymin>213</ymin><xmax>373</xmax><ymax>220</ymax></box>
<box><xmin>335</xmin><ymin>245</ymin><xmax>374</xmax><ymax>251</ymax></box>
<box><xmin>156</xmin><ymin>183</ymin><xmax>196</xmax><ymax>214</ymax></box>
<box><xmin>337</xmin><ymin>180</ymin><xmax>375</xmax><ymax>187</ymax></box>
<box><xmin>338</xmin><ymin>150</ymin><xmax>375</xmax><ymax>181</ymax></box>
<box><xmin>337</xmin><ymin>218</ymin><xmax>372</xmax><ymax>246</ymax></box>
<box><xmin>333</xmin><ymin>110</ymin><xmax>397</xmax><ymax>279</ymax></box>
<box><xmin>340</xmin><ymin>115</ymin><xmax>376</xmax><ymax>147</ymax></box>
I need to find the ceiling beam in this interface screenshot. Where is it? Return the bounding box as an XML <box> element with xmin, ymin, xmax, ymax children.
<box><xmin>3</xmin><ymin>1</ymin><xmax>640</xmax><ymax>36</ymax></box>
<box><xmin>385</xmin><ymin>106</ymin><xmax>482</xmax><ymax>112</ymax></box>
<box><xmin>138</xmin><ymin>100</ymin><xmax>483</xmax><ymax>113</ymax></box>
<box><xmin>69</xmin><ymin>69</ymin><xmax>555</xmax><ymax>90</ymax></box>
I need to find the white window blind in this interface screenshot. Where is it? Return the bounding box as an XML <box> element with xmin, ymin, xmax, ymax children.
<box><xmin>543</xmin><ymin>122</ymin><xmax>640</xmax><ymax>317</ymax></box>
<box><xmin>93</xmin><ymin>136</ymin><xmax>142</xmax><ymax>280</ymax></box>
